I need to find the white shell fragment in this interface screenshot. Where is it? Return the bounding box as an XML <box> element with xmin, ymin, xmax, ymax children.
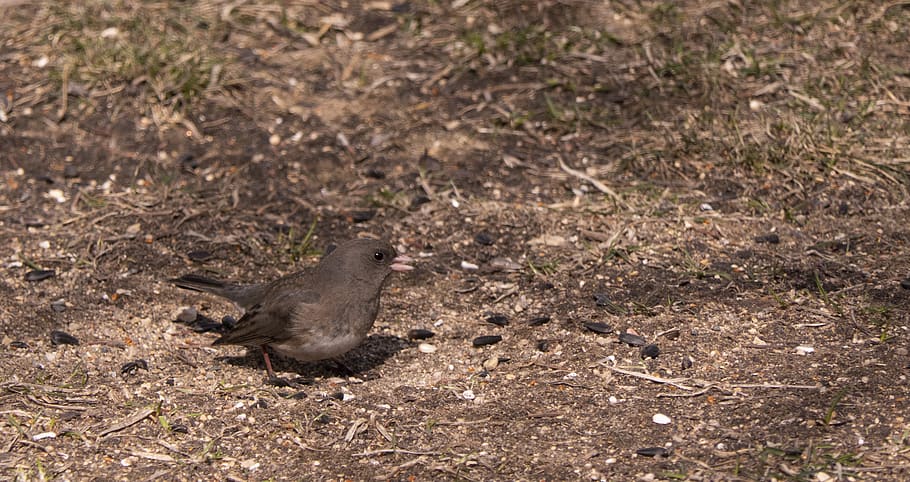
<box><xmin>652</xmin><ymin>413</ymin><xmax>672</xmax><ymax>425</ymax></box>
<box><xmin>795</xmin><ymin>346</ymin><xmax>815</xmax><ymax>356</ymax></box>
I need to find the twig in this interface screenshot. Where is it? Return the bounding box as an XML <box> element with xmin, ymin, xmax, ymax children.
<box><xmin>98</xmin><ymin>407</ymin><xmax>155</xmax><ymax>437</ymax></box>
<box><xmin>556</xmin><ymin>155</ymin><xmax>629</xmax><ymax>208</ymax></box>
<box><xmin>603</xmin><ymin>364</ymin><xmax>696</xmax><ymax>391</ymax></box>
<box><xmin>353</xmin><ymin>448</ymin><xmax>438</xmax><ymax>457</ymax></box>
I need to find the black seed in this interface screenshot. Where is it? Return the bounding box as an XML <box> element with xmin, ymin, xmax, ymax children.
<box><xmin>593</xmin><ymin>292</ymin><xmax>611</xmax><ymax>306</ymax></box>
<box><xmin>364</xmin><ymin>168</ymin><xmax>385</xmax><ymax>179</ymax></box>
<box><xmin>50</xmin><ymin>330</ymin><xmax>79</xmax><ymax>346</ymax></box>
<box><xmin>63</xmin><ymin>165</ymin><xmax>79</xmax><ymax>178</ymax></box>
<box><xmin>50</xmin><ymin>299</ymin><xmax>66</xmax><ymax>312</ymax></box>
<box><xmin>60</xmin><ymin>411</ymin><xmax>81</xmax><ymax>421</ymax></box>
<box><xmin>537</xmin><ymin>282</ymin><xmax>555</xmax><ymax>290</ymax></box>
<box><xmin>192</xmin><ymin>314</ymin><xmax>224</xmax><ymax>333</ymax></box>
<box><xmin>619</xmin><ymin>332</ymin><xmax>647</xmax><ymax>346</ymax></box>
<box><xmin>583</xmin><ymin>322</ymin><xmax>612</xmax><ymax>334</ymax></box>
<box><xmin>187</xmin><ymin>250</ymin><xmax>212</xmax><ymax>262</ymax></box>
<box><xmin>472</xmin><ymin>335</ymin><xmax>502</xmax><ymax>347</ymax></box>
<box><xmin>289</xmin><ymin>391</ymin><xmax>308</xmax><ymax>400</ymax></box>
<box><xmin>350</xmin><ymin>210</ymin><xmax>375</xmax><ymax>223</ymax></box>
<box><xmin>315</xmin><ymin>414</ymin><xmax>332</xmax><ymax>423</ymax></box>
<box><xmin>636</xmin><ymin>447</ymin><xmax>670</xmax><ymax>457</ymax></box>
<box><xmin>221</xmin><ymin>315</ymin><xmax>237</xmax><ymax>330</ymax></box>
<box><xmin>407</xmin><ymin>329</ymin><xmax>435</xmax><ymax>340</ymax></box>
<box><xmin>681</xmin><ymin>357</ymin><xmax>693</xmax><ymax>370</ymax></box>
<box><xmin>536</xmin><ymin>340</ymin><xmax>550</xmax><ymax>352</ymax></box>
<box><xmin>485</xmin><ymin>314</ymin><xmax>509</xmax><ymax>326</ymax></box>
<box><xmin>410</xmin><ymin>194</ymin><xmax>431</xmax><ymax>209</ymax></box>
<box><xmin>10</xmin><ymin>341</ymin><xmax>29</xmax><ymax>349</ymax></box>
<box><xmin>474</xmin><ymin>231</ymin><xmax>495</xmax><ymax>246</ymax></box>
<box><xmin>901</xmin><ymin>278</ymin><xmax>910</xmax><ymax>290</ymax></box>
<box><xmin>754</xmin><ymin>233</ymin><xmax>780</xmax><ymax>244</ymax></box>
<box><xmin>120</xmin><ymin>359</ymin><xmax>149</xmax><ymax>375</ymax></box>
<box><xmin>25</xmin><ymin>270</ymin><xmax>55</xmax><ymax>282</ymax></box>
<box><xmin>177</xmin><ymin>153</ymin><xmax>198</xmax><ymax>169</ymax></box>
<box><xmin>640</xmin><ymin>344</ymin><xmax>660</xmax><ymax>359</ymax></box>
<box><xmin>527</xmin><ymin>316</ymin><xmax>551</xmax><ymax>326</ymax></box>
<box><xmin>329</xmin><ymin>392</ymin><xmax>345</xmax><ymax>400</ymax></box>
<box><xmin>170</xmin><ymin>424</ymin><xmax>189</xmax><ymax>434</ymax></box>
<box><xmin>251</xmin><ymin>400</ymin><xmax>268</xmax><ymax>409</ymax></box>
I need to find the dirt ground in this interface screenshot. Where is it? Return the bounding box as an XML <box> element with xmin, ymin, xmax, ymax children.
<box><xmin>2</xmin><ymin>0</ymin><xmax>910</xmax><ymax>480</ymax></box>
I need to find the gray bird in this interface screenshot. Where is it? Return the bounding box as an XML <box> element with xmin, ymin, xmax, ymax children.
<box><xmin>170</xmin><ymin>238</ymin><xmax>413</xmax><ymax>383</ymax></box>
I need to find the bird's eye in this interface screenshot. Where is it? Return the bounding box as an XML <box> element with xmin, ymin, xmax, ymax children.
<box><xmin>373</xmin><ymin>251</ymin><xmax>385</xmax><ymax>261</ymax></box>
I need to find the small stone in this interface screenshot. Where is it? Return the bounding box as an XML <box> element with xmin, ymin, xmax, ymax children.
<box><xmin>32</xmin><ymin>432</ymin><xmax>57</xmax><ymax>441</ymax></box>
<box><xmin>681</xmin><ymin>356</ymin><xmax>693</xmax><ymax>370</ymax></box>
<box><xmin>536</xmin><ymin>340</ymin><xmax>550</xmax><ymax>352</ymax></box>
<box><xmin>484</xmin><ymin>314</ymin><xmax>509</xmax><ymax>326</ymax></box>
<box><xmin>901</xmin><ymin>278</ymin><xmax>910</xmax><ymax>290</ymax></box>
<box><xmin>269</xmin><ymin>134</ymin><xmax>281</xmax><ymax>146</ymax></box>
<box><xmin>407</xmin><ymin>329</ymin><xmax>435</xmax><ymax>340</ymax></box>
<box><xmin>489</xmin><ymin>257</ymin><xmax>522</xmax><ymax>272</ymax></box>
<box><xmin>640</xmin><ymin>344</ymin><xmax>660</xmax><ymax>359</ymax></box>
<box><xmin>63</xmin><ymin>165</ymin><xmax>79</xmax><ymax>178</ymax></box>
<box><xmin>175</xmin><ymin>306</ymin><xmax>198</xmax><ymax>323</ymax></box>
<box><xmin>795</xmin><ymin>346</ymin><xmax>815</xmax><ymax>356</ymax></box>
<box><xmin>482</xmin><ymin>357</ymin><xmax>499</xmax><ymax>371</ymax></box>
<box><xmin>25</xmin><ymin>270</ymin><xmax>55</xmax><ymax>282</ymax></box>
<box><xmin>583</xmin><ymin>322</ymin><xmax>612</xmax><ymax>334</ymax></box>
<box><xmin>619</xmin><ymin>332</ymin><xmax>647</xmax><ymax>347</ymax></box>
<box><xmin>652</xmin><ymin>413</ymin><xmax>671</xmax><ymax>425</ymax></box>
<box><xmin>418</xmin><ymin>343</ymin><xmax>437</xmax><ymax>353</ymax></box>
<box><xmin>50</xmin><ymin>330</ymin><xmax>79</xmax><ymax>346</ymax></box>
<box><xmin>474</xmin><ymin>232</ymin><xmax>495</xmax><ymax>246</ymax></box>
<box><xmin>472</xmin><ymin>335</ymin><xmax>502</xmax><ymax>347</ymax></box>
<box><xmin>462</xmin><ymin>389</ymin><xmax>475</xmax><ymax>400</ymax></box>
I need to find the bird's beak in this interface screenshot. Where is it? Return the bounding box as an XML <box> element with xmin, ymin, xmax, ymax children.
<box><xmin>391</xmin><ymin>255</ymin><xmax>415</xmax><ymax>272</ymax></box>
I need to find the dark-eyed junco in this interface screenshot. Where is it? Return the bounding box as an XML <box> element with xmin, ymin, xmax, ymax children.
<box><xmin>171</xmin><ymin>238</ymin><xmax>413</xmax><ymax>384</ymax></box>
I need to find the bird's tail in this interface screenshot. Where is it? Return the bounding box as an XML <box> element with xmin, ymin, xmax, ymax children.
<box><xmin>170</xmin><ymin>274</ymin><xmax>229</xmax><ymax>294</ymax></box>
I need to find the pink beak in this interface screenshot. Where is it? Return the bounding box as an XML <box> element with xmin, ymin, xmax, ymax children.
<box><xmin>391</xmin><ymin>255</ymin><xmax>415</xmax><ymax>272</ymax></box>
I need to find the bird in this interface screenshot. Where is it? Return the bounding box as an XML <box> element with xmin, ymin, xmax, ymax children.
<box><xmin>170</xmin><ymin>238</ymin><xmax>413</xmax><ymax>384</ymax></box>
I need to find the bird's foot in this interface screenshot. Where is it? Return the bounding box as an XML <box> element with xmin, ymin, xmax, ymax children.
<box><xmin>267</xmin><ymin>375</ymin><xmax>297</xmax><ymax>388</ymax></box>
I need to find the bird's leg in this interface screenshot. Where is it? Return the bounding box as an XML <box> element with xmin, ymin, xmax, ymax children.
<box><xmin>262</xmin><ymin>346</ymin><xmax>295</xmax><ymax>387</ymax></box>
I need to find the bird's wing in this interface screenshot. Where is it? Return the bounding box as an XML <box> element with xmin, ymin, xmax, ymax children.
<box><xmin>213</xmin><ymin>289</ymin><xmax>321</xmax><ymax>346</ymax></box>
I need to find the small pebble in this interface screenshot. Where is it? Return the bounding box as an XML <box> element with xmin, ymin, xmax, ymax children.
<box><xmin>681</xmin><ymin>356</ymin><xmax>693</xmax><ymax>370</ymax></box>
<box><xmin>407</xmin><ymin>329</ymin><xmax>435</xmax><ymax>340</ymax></box>
<box><xmin>484</xmin><ymin>314</ymin><xmax>509</xmax><ymax>326</ymax></box>
<box><xmin>418</xmin><ymin>343</ymin><xmax>437</xmax><ymax>353</ymax></box>
<box><xmin>25</xmin><ymin>270</ymin><xmax>55</xmax><ymax>282</ymax></box>
<box><xmin>640</xmin><ymin>344</ymin><xmax>660</xmax><ymax>359</ymax></box>
<box><xmin>901</xmin><ymin>278</ymin><xmax>910</xmax><ymax>290</ymax></box>
<box><xmin>462</xmin><ymin>389</ymin><xmax>475</xmax><ymax>400</ymax></box>
<box><xmin>472</xmin><ymin>335</ymin><xmax>502</xmax><ymax>347</ymax></box>
<box><xmin>349</xmin><ymin>210</ymin><xmax>375</xmax><ymax>223</ymax></box>
<box><xmin>482</xmin><ymin>357</ymin><xmax>499</xmax><ymax>371</ymax></box>
<box><xmin>170</xmin><ymin>424</ymin><xmax>189</xmax><ymax>434</ymax></box>
<box><xmin>536</xmin><ymin>340</ymin><xmax>550</xmax><ymax>352</ymax></box>
<box><xmin>50</xmin><ymin>330</ymin><xmax>79</xmax><ymax>346</ymax></box>
<box><xmin>489</xmin><ymin>257</ymin><xmax>522</xmax><ymax>272</ymax></box>
<box><xmin>652</xmin><ymin>413</ymin><xmax>671</xmax><ymax>425</ymax></box>
<box><xmin>175</xmin><ymin>306</ymin><xmax>198</xmax><ymax>323</ymax></box>
<box><xmin>583</xmin><ymin>322</ymin><xmax>612</xmax><ymax>334</ymax></box>
<box><xmin>619</xmin><ymin>332</ymin><xmax>647</xmax><ymax>347</ymax></box>
<box><xmin>795</xmin><ymin>346</ymin><xmax>815</xmax><ymax>356</ymax></box>
<box><xmin>32</xmin><ymin>432</ymin><xmax>57</xmax><ymax>441</ymax></box>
